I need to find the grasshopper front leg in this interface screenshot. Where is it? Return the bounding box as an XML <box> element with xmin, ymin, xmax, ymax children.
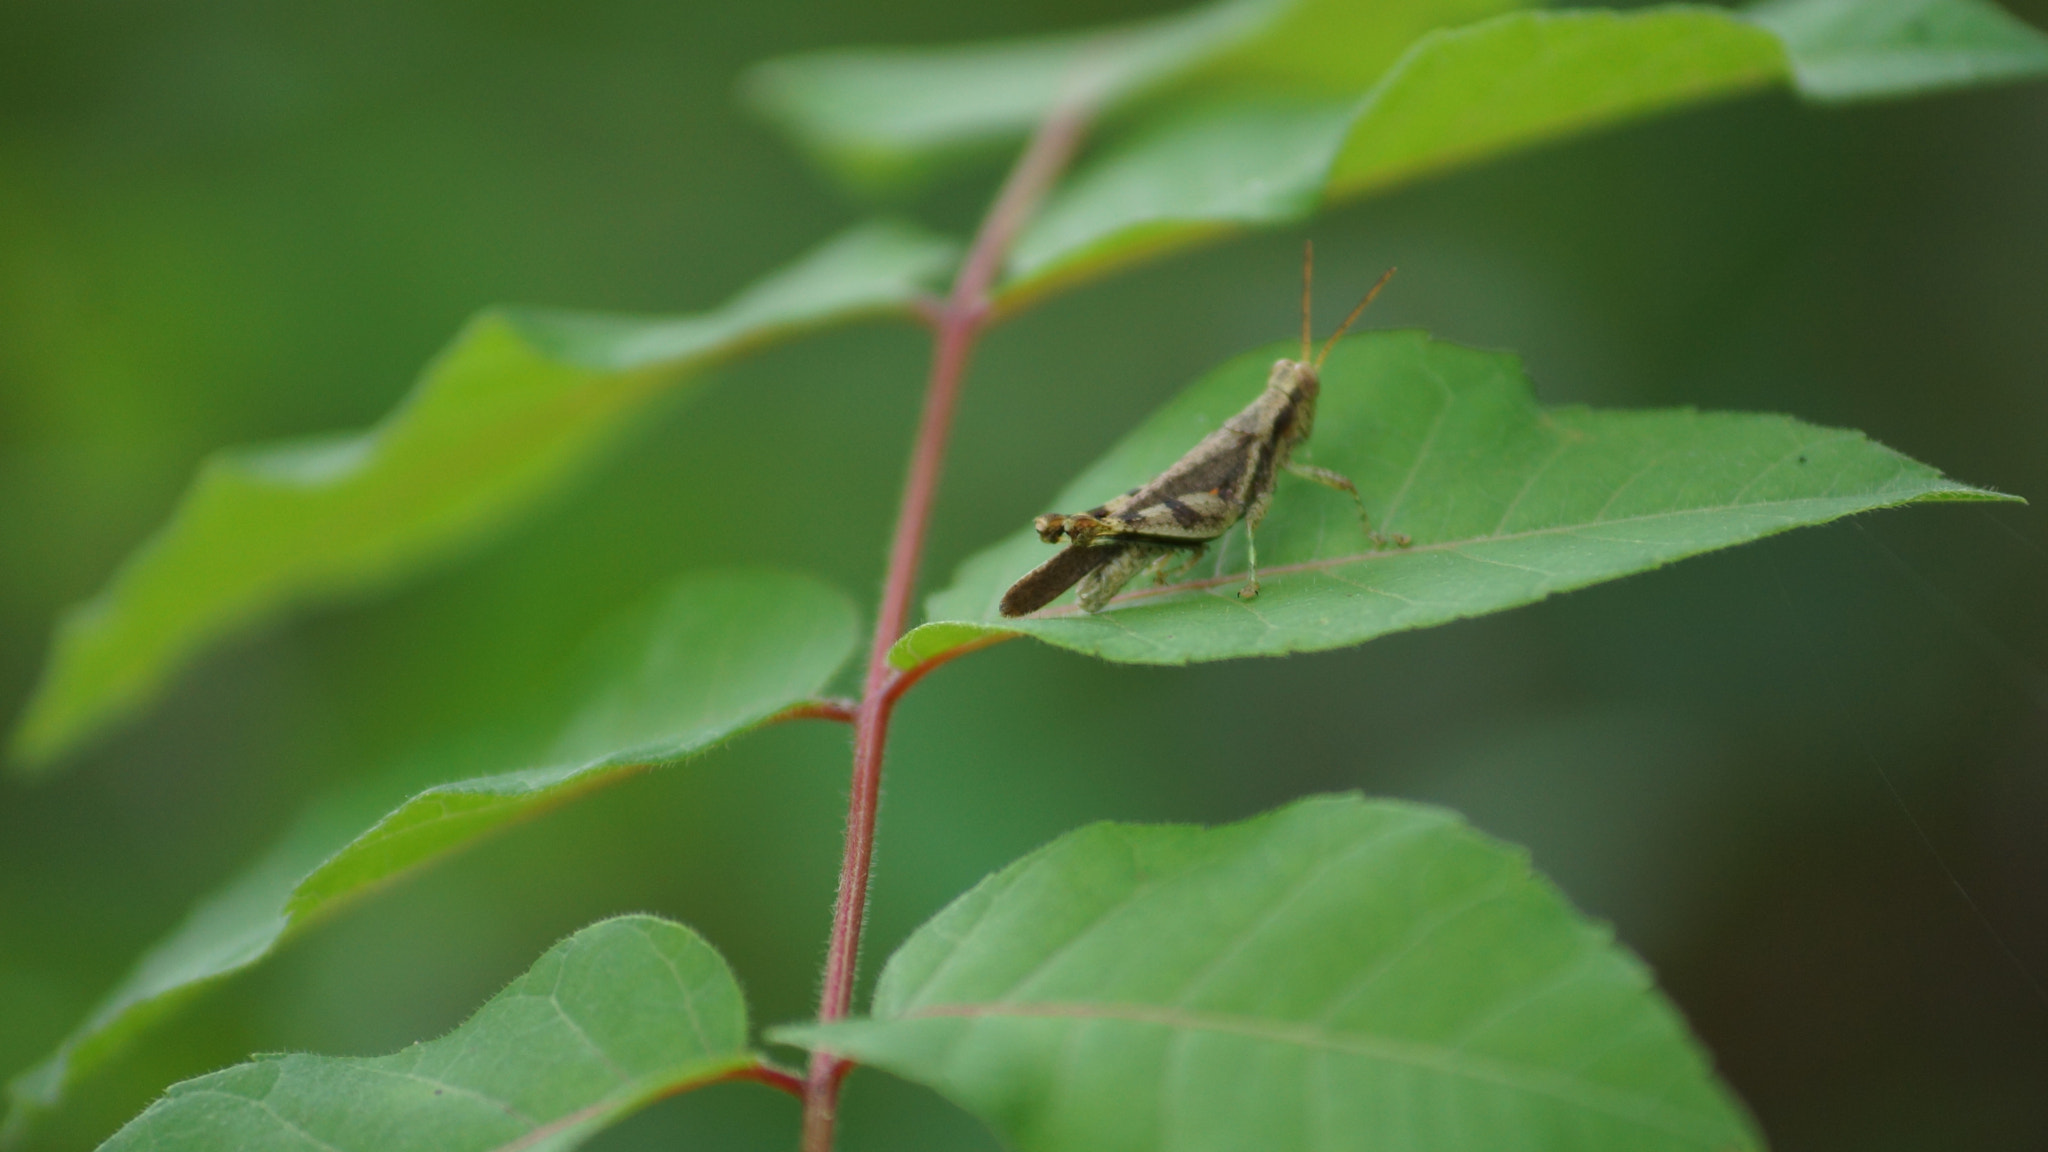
<box><xmin>1237</xmin><ymin>510</ymin><xmax>1266</xmax><ymax>600</ymax></box>
<box><xmin>1284</xmin><ymin>461</ymin><xmax>1409</xmax><ymax>548</ymax></box>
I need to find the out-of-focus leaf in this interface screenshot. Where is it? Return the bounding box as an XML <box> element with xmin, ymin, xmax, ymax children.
<box><xmin>1000</xmin><ymin>0</ymin><xmax>2048</xmax><ymax>297</ymax></box>
<box><xmin>740</xmin><ymin>0</ymin><xmax>1280</xmax><ymax>188</ymax></box>
<box><xmin>2</xmin><ymin>570</ymin><xmax>855</xmax><ymax>1148</ymax></box>
<box><xmin>778</xmin><ymin>794</ymin><xmax>1761</xmax><ymax>1152</ymax></box>
<box><xmin>1749</xmin><ymin>0</ymin><xmax>2048</xmax><ymax>99</ymax></box>
<box><xmin>892</xmin><ymin>331</ymin><xmax>2010</xmax><ymax>668</ymax></box>
<box><xmin>740</xmin><ymin>0</ymin><xmax>1536</xmax><ymax>189</ymax></box>
<box><xmin>1198</xmin><ymin>0</ymin><xmax>1531</xmax><ymax>95</ymax></box>
<box><xmin>10</xmin><ymin>222</ymin><xmax>950</xmax><ymax>772</ymax></box>
<box><xmin>1004</xmin><ymin>8</ymin><xmax>1784</xmax><ymax>295</ymax></box>
<box><xmin>1320</xmin><ymin>9</ymin><xmax>1788</xmax><ymax>198</ymax></box>
<box><xmin>747</xmin><ymin>0</ymin><xmax>2045</xmax><ymax>209</ymax></box>
<box><xmin>1003</xmin><ymin>97</ymin><xmax>1358</xmax><ymax>303</ymax></box>
<box><xmin>100</xmin><ymin>916</ymin><xmax>753</xmax><ymax>1152</ymax></box>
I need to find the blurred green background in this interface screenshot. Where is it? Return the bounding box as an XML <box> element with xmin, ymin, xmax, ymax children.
<box><xmin>3</xmin><ymin>1</ymin><xmax>2046</xmax><ymax>1149</ymax></box>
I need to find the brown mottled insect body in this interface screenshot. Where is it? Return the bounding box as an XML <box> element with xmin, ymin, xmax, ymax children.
<box><xmin>1000</xmin><ymin>251</ymin><xmax>1400</xmax><ymax>619</ymax></box>
<box><xmin>997</xmin><ymin>539</ymin><xmax>1121</xmax><ymax>616</ymax></box>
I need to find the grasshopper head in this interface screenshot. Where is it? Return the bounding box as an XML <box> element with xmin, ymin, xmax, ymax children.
<box><xmin>1267</xmin><ymin>357</ymin><xmax>1320</xmax><ymax>402</ymax></box>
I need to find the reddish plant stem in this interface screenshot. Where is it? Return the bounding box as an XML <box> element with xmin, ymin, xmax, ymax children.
<box><xmin>773</xmin><ymin>697</ymin><xmax>860</xmax><ymax>725</ymax></box>
<box><xmin>799</xmin><ymin>103</ymin><xmax>1090</xmax><ymax>1152</ymax></box>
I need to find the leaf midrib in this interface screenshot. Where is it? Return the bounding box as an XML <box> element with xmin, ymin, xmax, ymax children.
<box><xmin>1022</xmin><ymin>483</ymin><xmax>1930</xmax><ymax>618</ymax></box>
<box><xmin>898</xmin><ymin>1000</ymin><xmax>1729</xmax><ymax>1142</ymax></box>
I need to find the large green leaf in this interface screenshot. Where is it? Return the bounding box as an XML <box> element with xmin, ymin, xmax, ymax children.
<box><xmin>748</xmin><ymin>0</ymin><xmax>2044</xmax><ymax>235</ymax></box>
<box><xmin>2</xmin><ymin>569</ymin><xmax>855</xmax><ymax>1148</ymax></box>
<box><xmin>1003</xmin><ymin>0</ymin><xmax>2048</xmax><ymax>296</ymax></box>
<box><xmin>778</xmin><ymin>794</ymin><xmax>1760</xmax><ymax>1152</ymax></box>
<box><xmin>740</xmin><ymin>0</ymin><xmax>1531</xmax><ymax>190</ymax></box>
<box><xmin>100</xmin><ymin>915</ymin><xmax>755</xmax><ymax>1152</ymax></box>
<box><xmin>893</xmin><ymin>331</ymin><xmax>2009</xmax><ymax>669</ymax></box>
<box><xmin>10</xmin><ymin>222</ymin><xmax>950</xmax><ymax>772</ymax></box>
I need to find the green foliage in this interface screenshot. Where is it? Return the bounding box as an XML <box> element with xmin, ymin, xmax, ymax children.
<box><xmin>9</xmin><ymin>223</ymin><xmax>948</xmax><ymax>773</ymax></box>
<box><xmin>1317</xmin><ymin>8</ymin><xmax>1784</xmax><ymax>194</ymax></box>
<box><xmin>99</xmin><ymin>916</ymin><xmax>754</xmax><ymax>1152</ymax></box>
<box><xmin>1193</xmin><ymin>0</ymin><xmax>1531</xmax><ymax>94</ymax></box>
<box><xmin>9</xmin><ymin>0</ymin><xmax>2045</xmax><ymax>1147</ymax></box>
<box><xmin>741</xmin><ymin>0</ymin><xmax>1535</xmax><ymax>190</ymax></box>
<box><xmin>2</xmin><ymin>571</ymin><xmax>854</xmax><ymax>1146</ymax></box>
<box><xmin>1004</xmin><ymin>96</ymin><xmax>1358</xmax><ymax>300</ymax></box>
<box><xmin>1003</xmin><ymin>0</ymin><xmax>2048</xmax><ymax>298</ymax></box>
<box><xmin>22</xmin><ymin>0</ymin><xmax>2045</xmax><ymax>770</ymax></box>
<box><xmin>1006</xmin><ymin>9</ymin><xmax>1783</xmax><ymax>295</ymax></box>
<box><xmin>898</xmin><ymin>332</ymin><xmax>2007</xmax><ymax>667</ymax></box>
<box><xmin>778</xmin><ymin>794</ymin><xmax>1759</xmax><ymax>1152</ymax></box>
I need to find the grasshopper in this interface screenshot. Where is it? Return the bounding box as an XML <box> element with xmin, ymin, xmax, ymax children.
<box><xmin>1001</xmin><ymin>246</ymin><xmax>1403</xmax><ymax>619</ymax></box>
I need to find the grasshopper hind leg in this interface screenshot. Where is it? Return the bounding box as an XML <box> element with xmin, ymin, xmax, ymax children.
<box><xmin>1076</xmin><ymin>543</ymin><xmax>1172</xmax><ymax>613</ymax></box>
<box><xmin>1237</xmin><ymin>521</ymin><xmax>1263</xmax><ymax>600</ymax></box>
<box><xmin>1001</xmin><ymin>543</ymin><xmax>1120</xmax><ymax>617</ymax></box>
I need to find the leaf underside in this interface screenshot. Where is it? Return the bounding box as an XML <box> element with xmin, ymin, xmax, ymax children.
<box><xmin>100</xmin><ymin>916</ymin><xmax>753</xmax><ymax>1152</ymax></box>
<box><xmin>3</xmin><ymin>570</ymin><xmax>856</xmax><ymax>1147</ymax></box>
<box><xmin>10</xmin><ymin>223</ymin><xmax>950</xmax><ymax>772</ymax></box>
<box><xmin>894</xmin><ymin>331</ymin><xmax>2009</xmax><ymax>669</ymax></box>
<box><xmin>777</xmin><ymin>794</ymin><xmax>1762</xmax><ymax>1152</ymax></box>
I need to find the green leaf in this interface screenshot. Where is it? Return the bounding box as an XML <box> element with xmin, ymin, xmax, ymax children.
<box><xmin>11</xmin><ymin>222</ymin><xmax>950</xmax><ymax>773</ymax></box>
<box><xmin>1320</xmin><ymin>8</ymin><xmax>1789</xmax><ymax>197</ymax></box>
<box><xmin>885</xmin><ymin>621</ymin><xmax>1014</xmax><ymax>673</ymax></box>
<box><xmin>1001</xmin><ymin>0</ymin><xmax>2048</xmax><ymax>298</ymax></box>
<box><xmin>1003</xmin><ymin>96</ymin><xmax>1358</xmax><ymax>302</ymax></box>
<box><xmin>1749</xmin><ymin>0</ymin><xmax>2048</xmax><ymax>100</ymax></box>
<box><xmin>740</xmin><ymin>0</ymin><xmax>1281</xmax><ymax>189</ymax></box>
<box><xmin>100</xmin><ymin>915</ymin><xmax>755</xmax><ymax>1152</ymax></box>
<box><xmin>894</xmin><ymin>331</ymin><xmax>2010</xmax><ymax>669</ymax></box>
<box><xmin>751</xmin><ymin>0</ymin><xmax>2043</xmax><ymax>263</ymax></box>
<box><xmin>1196</xmin><ymin>0</ymin><xmax>1536</xmax><ymax>96</ymax></box>
<box><xmin>2</xmin><ymin>570</ymin><xmax>855</xmax><ymax>1148</ymax></box>
<box><xmin>777</xmin><ymin>794</ymin><xmax>1761</xmax><ymax>1152</ymax></box>
<box><xmin>740</xmin><ymin>0</ymin><xmax>1533</xmax><ymax>190</ymax></box>
<box><xmin>1004</xmin><ymin>8</ymin><xmax>1785</xmax><ymax>295</ymax></box>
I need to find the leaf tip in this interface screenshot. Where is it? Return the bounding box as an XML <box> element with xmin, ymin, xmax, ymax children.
<box><xmin>5</xmin><ymin>608</ymin><xmax>124</xmax><ymax>778</ymax></box>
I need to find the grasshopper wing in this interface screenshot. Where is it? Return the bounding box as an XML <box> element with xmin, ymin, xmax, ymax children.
<box><xmin>1000</xmin><ymin>543</ymin><xmax>1124</xmax><ymax>617</ymax></box>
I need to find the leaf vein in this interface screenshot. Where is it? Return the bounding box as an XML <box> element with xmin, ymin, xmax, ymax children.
<box><xmin>179</xmin><ymin>1088</ymin><xmax>347</xmax><ymax>1152</ymax></box>
<box><xmin>904</xmin><ymin>1001</ymin><xmax>1731</xmax><ymax>1142</ymax></box>
<box><xmin>1376</xmin><ymin>363</ymin><xmax>1455</xmax><ymax>531</ymax></box>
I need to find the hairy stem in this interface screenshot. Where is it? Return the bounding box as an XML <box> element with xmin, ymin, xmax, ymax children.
<box><xmin>799</xmin><ymin>103</ymin><xmax>1089</xmax><ymax>1152</ymax></box>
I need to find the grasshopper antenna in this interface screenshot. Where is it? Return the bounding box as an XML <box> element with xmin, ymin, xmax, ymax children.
<box><xmin>1300</xmin><ymin>241</ymin><xmax>1315</xmax><ymax>363</ymax></box>
<box><xmin>1314</xmin><ymin>265</ymin><xmax>1396</xmax><ymax>372</ymax></box>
